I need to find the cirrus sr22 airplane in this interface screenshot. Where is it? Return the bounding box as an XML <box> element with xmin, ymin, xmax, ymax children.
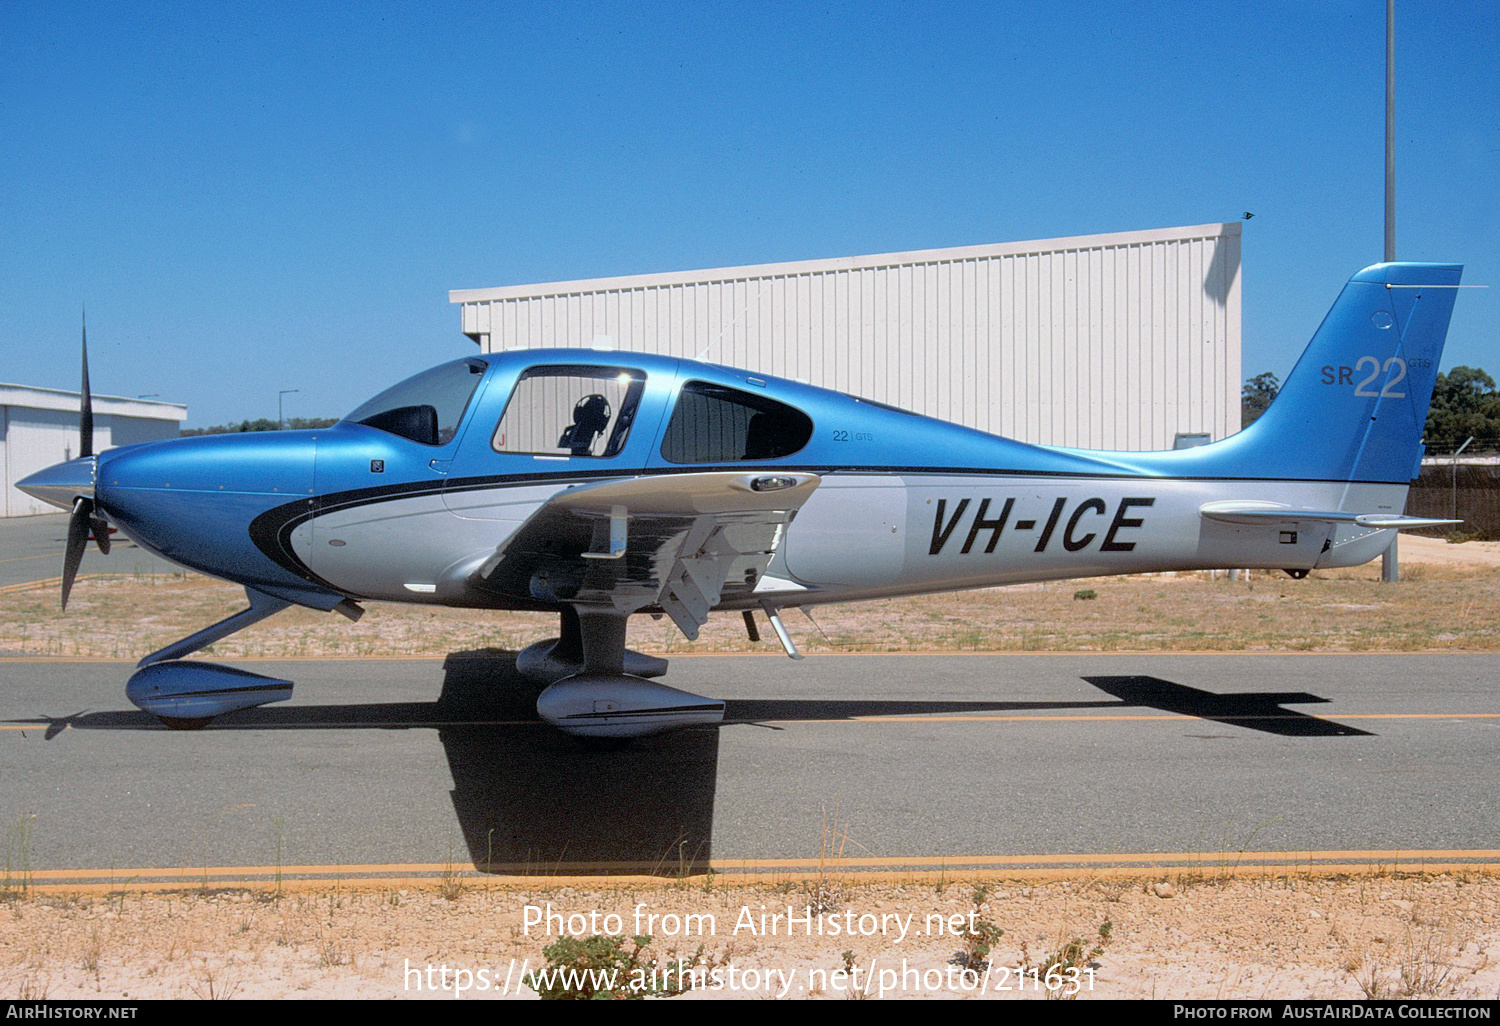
<box><xmin>19</xmin><ymin>261</ymin><xmax>1464</xmax><ymax>737</ymax></box>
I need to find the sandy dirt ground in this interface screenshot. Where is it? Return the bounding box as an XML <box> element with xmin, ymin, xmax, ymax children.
<box><xmin>3</xmin><ymin>874</ymin><xmax>1499</xmax><ymax>1001</ymax></box>
<box><xmin>1396</xmin><ymin>535</ymin><xmax>1500</xmax><ymax>567</ymax></box>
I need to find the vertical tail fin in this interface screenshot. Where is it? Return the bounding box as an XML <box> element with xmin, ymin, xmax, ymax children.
<box><xmin>1224</xmin><ymin>262</ymin><xmax>1462</xmax><ymax>483</ymax></box>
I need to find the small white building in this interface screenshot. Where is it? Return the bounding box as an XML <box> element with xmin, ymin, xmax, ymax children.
<box><xmin>450</xmin><ymin>223</ymin><xmax>1242</xmax><ymax>452</ymax></box>
<box><xmin>1</xmin><ymin>385</ymin><xmax>186</xmax><ymax>516</ymax></box>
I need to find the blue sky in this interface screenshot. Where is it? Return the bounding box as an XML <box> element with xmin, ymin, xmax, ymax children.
<box><xmin>2</xmin><ymin>1</ymin><xmax>1496</xmax><ymax>428</ymax></box>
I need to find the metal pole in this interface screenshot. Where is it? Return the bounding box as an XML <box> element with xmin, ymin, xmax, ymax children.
<box><xmin>1452</xmin><ymin>436</ymin><xmax>1474</xmax><ymax>521</ymax></box>
<box><xmin>1385</xmin><ymin>0</ymin><xmax>1396</xmax><ymax>264</ymax></box>
<box><xmin>1381</xmin><ymin>0</ymin><xmax>1399</xmax><ymax>583</ymax></box>
<box><xmin>278</xmin><ymin>389</ymin><xmax>298</xmax><ymax>430</ymax></box>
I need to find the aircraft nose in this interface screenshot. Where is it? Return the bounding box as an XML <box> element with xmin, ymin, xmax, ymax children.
<box><xmin>16</xmin><ymin>457</ymin><xmax>95</xmax><ymax>511</ymax></box>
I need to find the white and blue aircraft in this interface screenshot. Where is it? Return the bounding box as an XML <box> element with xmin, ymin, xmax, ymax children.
<box><xmin>18</xmin><ymin>262</ymin><xmax>1464</xmax><ymax>737</ymax></box>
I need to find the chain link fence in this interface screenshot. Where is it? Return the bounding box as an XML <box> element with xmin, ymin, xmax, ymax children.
<box><xmin>1407</xmin><ymin>442</ymin><xmax>1500</xmax><ymax>539</ymax></box>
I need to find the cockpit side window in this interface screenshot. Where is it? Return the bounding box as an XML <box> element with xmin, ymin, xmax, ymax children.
<box><xmin>659</xmin><ymin>381</ymin><xmax>813</xmax><ymax>464</ymax></box>
<box><xmin>492</xmin><ymin>366</ymin><xmax>646</xmax><ymax>458</ymax></box>
<box><xmin>344</xmin><ymin>358</ymin><xmax>486</xmax><ymax>446</ymax></box>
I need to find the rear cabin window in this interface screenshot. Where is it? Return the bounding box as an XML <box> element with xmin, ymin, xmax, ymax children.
<box><xmin>659</xmin><ymin>381</ymin><xmax>813</xmax><ymax>464</ymax></box>
<box><xmin>492</xmin><ymin>366</ymin><xmax>646</xmax><ymax>458</ymax></box>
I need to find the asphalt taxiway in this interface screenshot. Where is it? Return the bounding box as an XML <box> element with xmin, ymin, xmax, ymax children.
<box><xmin>1</xmin><ymin>651</ymin><xmax>1496</xmax><ymax>886</ymax></box>
<box><xmin>0</xmin><ymin>512</ymin><xmax>177</xmax><ymax>591</ymax></box>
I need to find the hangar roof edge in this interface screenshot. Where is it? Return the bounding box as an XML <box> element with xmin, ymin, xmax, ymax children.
<box><xmin>0</xmin><ymin>383</ymin><xmax>187</xmax><ymax>421</ymax></box>
<box><xmin>448</xmin><ymin>222</ymin><xmax>1241</xmax><ymax>305</ymax></box>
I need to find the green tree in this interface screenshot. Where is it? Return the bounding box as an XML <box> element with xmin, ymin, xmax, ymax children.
<box><xmin>1424</xmin><ymin>366</ymin><xmax>1500</xmax><ymax>453</ymax></box>
<box><xmin>181</xmin><ymin>416</ymin><xmax>338</xmax><ymax>437</ymax></box>
<box><xmin>1241</xmin><ymin>371</ymin><xmax>1280</xmax><ymax>427</ymax></box>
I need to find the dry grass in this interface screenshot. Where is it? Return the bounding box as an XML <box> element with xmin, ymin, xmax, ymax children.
<box><xmin>0</xmin><ymin>872</ymin><xmax>1496</xmax><ymax>1000</ymax></box>
<box><xmin>1351</xmin><ymin>919</ymin><xmax>1493</xmax><ymax>999</ymax></box>
<box><xmin>4</xmin><ymin>563</ymin><xmax>1500</xmax><ymax>660</ymax></box>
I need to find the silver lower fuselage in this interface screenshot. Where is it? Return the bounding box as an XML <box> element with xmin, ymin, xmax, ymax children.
<box><xmin>287</xmin><ymin>472</ymin><xmax>1407</xmax><ymax>612</ymax></box>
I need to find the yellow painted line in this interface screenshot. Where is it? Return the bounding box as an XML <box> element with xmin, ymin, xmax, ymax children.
<box><xmin>707</xmin><ymin>848</ymin><xmax>1500</xmax><ymax>868</ymax></box>
<box><xmin>1340</xmin><ymin>712</ymin><xmax>1500</xmax><ymax>720</ymax></box>
<box><xmin>0</xmin><ymin>724</ymin><xmax>538</xmax><ymax>735</ymax></box>
<box><xmin>0</xmin><ymin>573</ymin><xmax>115</xmax><ymax>596</ymax></box>
<box><xmin>666</xmin><ymin>648</ymin><xmax>1500</xmax><ymax>659</ymax></box>
<box><xmin>0</xmin><ymin>720</ymin><xmax>535</xmax><ymax>731</ymax></box>
<box><xmin>25</xmin><ymin>849</ymin><xmax>1500</xmax><ymax>879</ymax></box>
<box><xmin>24</xmin><ymin>864</ymin><xmax>1500</xmax><ymax>895</ymax></box>
<box><xmin>817</xmin><ymin>712</ymin><xmax>1500</xmax><ymax>724</ymax></box>
<box><xmin>18</xmin><ymin>850</ymin><xmax>1500</xmax><ymax>894</ymax></box>
<box><xmin>0</xmin><ymin>650</ymin><xmax>1494</xmax><ymax>668</ymax></box>
<box><xmin>0</xmin><ymin>582</ymin><xmax>54</xmax><ymax>596</ymax></box>
<box><xmin>0</xmin><ymin>657</ymin><xmax>447</xmax><ymax>666</ymax></box>
<box><xmin>5</xmin><ymin>648</ymin><xmax>1500</xmax><ymax>664</ymax></box>
<box><xmin>0</xmin><ymin>572</ymin><xmax>209</xmax><ymax>590</ymax></box>
<box><xmin>0</xmin><ymin>552</ymin><xmax>63</xmax><ymax>565</ymax></box>
<box><xmin>0</xmin><ymin>658</ymin><xmax>154</xmax><ymax>664</ymax></box>
<box><xmin>0</xmin><ymin>574</ymin><xmax>63</xmax><ymax>588</ymax></box>
<box><xmin>3</xmin><ymin>713</ymin><xmax>1497</xmax><ymax>732</ymax></box>
<box><xmin>35</xmin><ymin>862</ymin><xmax>486</xmax><ymax>879</ymax></box>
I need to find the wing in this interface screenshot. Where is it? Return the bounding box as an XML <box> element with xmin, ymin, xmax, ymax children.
<box><xmin>470</xmin><ymin>471</ymin><xmax>820</xmax><ymax>639</ymax></box>
<box><xmin>1199</xmin><ymin>500</ymin><xmax>1459</xmax><ymax>530</ymax></box>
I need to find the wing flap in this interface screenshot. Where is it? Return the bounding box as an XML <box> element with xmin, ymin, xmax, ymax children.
<box><xmin>471</xmin><ymin>472</ymin><xmax>820</xmax><ymax>637</ymax></box>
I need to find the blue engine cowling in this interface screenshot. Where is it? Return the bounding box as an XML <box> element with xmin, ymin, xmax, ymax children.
<box><xmin>127</xmin><ymin>661</ymin><xmax>293</xmax><ymax>720</ymax></box>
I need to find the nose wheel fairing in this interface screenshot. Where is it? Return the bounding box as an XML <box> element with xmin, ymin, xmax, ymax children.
<box><xmin>127</xmin><ymin>661</ymin><xmax>294</xmax><ymax>723</ymax></box>
<box><xmin>124</xmin><ymin>586</ymin><xmax>299</xmax><ymax>728</ymax></box>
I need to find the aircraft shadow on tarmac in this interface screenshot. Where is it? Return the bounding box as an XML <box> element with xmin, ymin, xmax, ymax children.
<box><xmin>11</xmin><ymin>654</ymin><xmax>1368</xmax><ymax>875</ymax></box>
<box><xmin>1080</xmin><ymin>675</ymin><xmax>1371</xmax><ymax>738</ymax></box>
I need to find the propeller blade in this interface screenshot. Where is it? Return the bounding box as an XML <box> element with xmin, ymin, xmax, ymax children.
<box><xmin>90</xmin><ymin>514</ymin><xmax>111</xmax><ymax>555</ymax></box>
<box><xmin>79</xmin><ymin>306</ymin><xmax>93</xmax><ymax>460</ymax></box>
<box><xmin>61</xmin><ymin>496</ymin><xmax>92</xmax><ymax>610</ymax></box>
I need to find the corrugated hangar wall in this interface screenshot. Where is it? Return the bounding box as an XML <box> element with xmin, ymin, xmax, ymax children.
<box><xmin>1</xmin><ymin>385</ymin><xmax>185</xmax><ymax>516</ymax></box>
<box><xmin>450</xmin><ymin>223</ymin><xmax>1241</xmax><ymax>451</ymax></box>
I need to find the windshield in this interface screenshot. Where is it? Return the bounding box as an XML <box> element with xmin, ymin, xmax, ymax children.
<box><xmin>344</xmin><ymin>357</ymin><xmax>486</xmax><ymax>445</ymax></box>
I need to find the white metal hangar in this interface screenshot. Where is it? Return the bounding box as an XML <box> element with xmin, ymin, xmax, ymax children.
<box><xmin>1</xmin><ymin>384</ymin><xmax>185</xmax><ymax>517</ymax></box>
<box><xmin>450</xmin><ymin>223</ymin><xmax>1242</xmax><ymax>453</ymax></box>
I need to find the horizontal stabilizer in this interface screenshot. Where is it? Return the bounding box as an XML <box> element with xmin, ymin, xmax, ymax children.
<box><xmin>1200</xmin><ymin>501</ymin><xmax>1460</xmax><ymax>531</ymax></box>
